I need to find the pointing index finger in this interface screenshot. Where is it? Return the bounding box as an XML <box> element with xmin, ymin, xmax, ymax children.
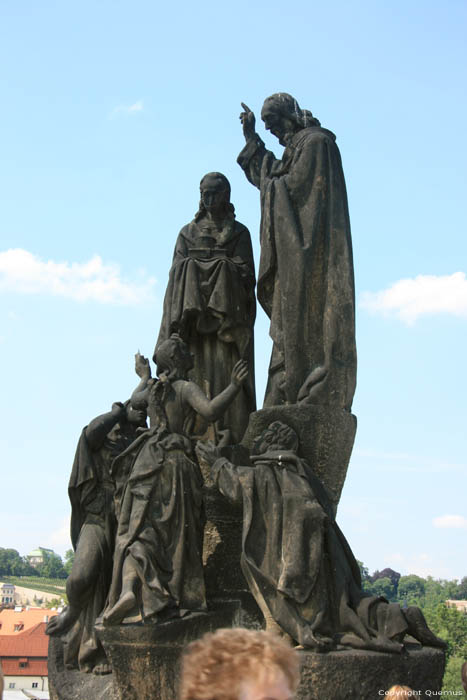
<box><xmin>241</xmin><ymin>102</ymin><xmax>251</xmax><ymax>113</ymax></box>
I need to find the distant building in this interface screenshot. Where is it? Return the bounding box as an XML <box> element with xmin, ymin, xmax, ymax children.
<box><xmin>0</xmin><ymin>583</ymin><xmax>65</xmax><ymax>609</ymax></box>
<box><xmin>0</xmin><ymin>608</ymin><xmax>57</xmax><ymax>636</ymax></box>
<box><xmin>446</xmin><ymin>599</ymin><xmax>467</xmax><ymax>614</ymax></box>
<box><xmin>1</xmin><ymin>583</ymin><xmax>15</xmax><ymax>605</ymax></box>
<box><xmin>0</xmin><ymin>621</ymin><xmax>51</xmax><ymax>694</ymax></box>
<box><xmin>26</xmin><ymin>549</ymin><xmax>54</xmax><ymax>569</ymax></box>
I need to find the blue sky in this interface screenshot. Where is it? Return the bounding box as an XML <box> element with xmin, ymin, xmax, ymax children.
<box><xmin>0</xmin><ymin>0</ymin><xmax>466</xmax><ymax>580</ymax></box>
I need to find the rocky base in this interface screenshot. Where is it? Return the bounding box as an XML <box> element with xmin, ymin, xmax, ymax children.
<box><xmin>50</xmin><ymin>623</ymin><xmax>445</xmax><ymax>700</ymax></box>
<box><xmin>48</xmin><ymin>635</ymin><xmax>115</xmax><ymax>700</ymax></box>
<box><xmin>296</xmin><ymin>645</ymin><xmax>445</xmax><ymax>700</ymax></box>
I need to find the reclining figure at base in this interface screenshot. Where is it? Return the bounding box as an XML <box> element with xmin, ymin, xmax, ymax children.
<box><xmin>197</xmin><ymin>421</ymin><xmax>446</xmax><ymax>653</ymax></box>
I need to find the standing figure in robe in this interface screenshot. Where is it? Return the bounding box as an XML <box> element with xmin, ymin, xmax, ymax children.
<box><xmin>238</xmin><ymin>93</ymin><xmax>357</xmax><ymax>409</ymax></box>
<box><xmin>103</xmin><ymin>335</ymin><xmax>249</xmax><ymax>625</ymax></box>
<box><xmin>155</xmin><ymin>172</ymin><xmax>256</xmax><ymax>443</ymax></box>
<box><xmin>46</xmin><ymin>395</ymin><xmax>147</xmax><ymax>673</ymax></box>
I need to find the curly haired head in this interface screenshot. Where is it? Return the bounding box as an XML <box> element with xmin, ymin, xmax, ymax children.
<box><xmin>179</xmin><ymin>628</ymin><xmax>300</xmax><ymax>700</ymax></box>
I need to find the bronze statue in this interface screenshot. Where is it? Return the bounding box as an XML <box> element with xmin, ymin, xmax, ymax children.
<box><xmin>46</xmin><ymin>397</ymin><xmax>147</xmax><ymax>673</ymax></box>
<box><xmin>155</xmin><ymin>172</ymin><xmax>256</xmax><ymax>442</ymax></box>
<box><xmin>238</xmin><ymin>94</ymin><xmax>356</xmax><ymax>409</ymax></box>
<box><xmin>197</xmin><ymin>422</ymin><xmax>446</xmax><ymax>653</ymax></box>
<box><xmin>103</xmin><ymin>336</ymin><xmax>248</xmax><ymax>625</ymax></box>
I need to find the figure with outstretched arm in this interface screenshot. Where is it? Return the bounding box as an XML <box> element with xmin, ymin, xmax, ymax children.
<box><xmin>237</xmin><ymin>94</ymin><xmax>357</xmax><ymax>410</ymax></box>
<box><xmin>103</xmin><ymin>334</ymin><xmax>248</xmax><ymax>626</ymax></box>
<box><xmin>46</xmin><ymin>385</ymin><xmax>147</xmax><ymax>675</ymax></box>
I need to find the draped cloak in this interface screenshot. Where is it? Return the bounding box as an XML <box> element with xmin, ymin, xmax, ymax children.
<box><xmin>155</xmin><ymin>216</ymin><xmax>256</xmax><ymax>442</ymax></box>
<box><xmin>65</xmin><ymin>423</ymin><xmax>129</xmax><ymax>671</ymax></box>
<box><xmin>238</xmin><ymin>127</ymin><xmax>357</xmax><ymax>408</ymax></box>
<box><xmin>212</xmin><ymin>452</ymin><xmax>407</xmax><ymax>652</ymax></box>
<box><xmin>105</xmin><ymin>395</ymin><xmax>206</xmax><ymax>623</ymax></box>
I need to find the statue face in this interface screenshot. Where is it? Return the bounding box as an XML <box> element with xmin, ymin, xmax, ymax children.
<box><xmin>261</xmin><ymin>104</ymin><xmax>295</xmax><ymax>146</ymax></box>
<box><xmin>126</xmin><ymin>405</ymin><xmax>147</xmax><ymax>427</ymax></box>
<box><xmin>200</xmin><ymin>179</ymin><xmax>228</xmax><ymax>214</ymax></box>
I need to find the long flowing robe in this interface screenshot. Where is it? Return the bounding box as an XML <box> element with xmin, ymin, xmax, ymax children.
<box><xmin>105</xmin><ymin>395</ymin><xmax>206</xmax><ymax>622</ymax></box>
<box><xmin>238</xmin><ymin>128</ymin><xmax>356</xmax><ymax>409</ymax></box>
<box><xmin>212</xmin><ymin>451</ymin><xmax>407</xmax><ymax>652</ymax></box>
<box><xmin>155</xmin><ymin>215</ymin><xmax>256</xmax><ymax>442</ymax></box>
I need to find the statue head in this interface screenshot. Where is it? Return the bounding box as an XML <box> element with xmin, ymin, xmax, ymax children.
<box><xmin>252</xmin><ymin>421</ymin><xmax>299</xmax><ymax>455</ymax></box>
<box><xmin>154</xmin><ymin>334</ymin><xmax>194</xmax><ymax>380</ymax></box>
<box><xmin>195</xmin><ymin>172</ymin><xmax>235</xmax><ymax>221</ymax></box>
<box><xmin>119</xmin><ymin>399</ymin><xmax>147</xmax><ymax>428</ymax></box>
<box><xmin>261</xmin><ymin>93</ymin><xmax>320</xmax><ymax>146</ymax></box>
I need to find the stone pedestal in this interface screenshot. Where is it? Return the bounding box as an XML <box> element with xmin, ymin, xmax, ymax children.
<box><xmin>96</xmin><ymin>598</ymin><xmax>261</xmax><ymax>700</ymax></box>
<box><xmin>242</xmin><ymin>405</ymin><xmax>357</xmax><ymax>512</ymax></box>
<box><xmin>48</xmin><ymin>636</ymin><xmax>114</xmax><ymax>700</ymax></box>
<box><xmin>296</xmin><ymin>645</ymin><xmax>445</xmax><ymax>700</ymax></box>
<box><xmin>200</xmin><ymin>444</ymin><xmax>251</xmax><ymax>598</ymax></box>
<box><xmin>50</xmin><ymin>629</ymin><xmax>445</xmax><ymax>700</ymax></box>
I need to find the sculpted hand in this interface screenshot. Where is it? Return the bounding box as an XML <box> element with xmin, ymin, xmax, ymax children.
<box><xmin>135</xmin><ymin>352</ymin><xmax>151</xmax><ymax>379</ymax></box>
<box><xmin>196</xmin><ymin>440</ymin><xmax>221</xmax><ymax>467</ymax></box>
<box><xmin>231</xmin><ymin>359</ymin><xmax>248</xmax><ymax>386</ymax></box>
<box><xmin>240</xmin><ymin>102</ymin><xmax>256</xmax><ymax>142</ymax></box>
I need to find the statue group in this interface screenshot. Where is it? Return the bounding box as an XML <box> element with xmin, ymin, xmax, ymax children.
<box><xmin>47</xmin><ymin>94</ymin><xmax>445</xmax><ymax>694</ymax></box>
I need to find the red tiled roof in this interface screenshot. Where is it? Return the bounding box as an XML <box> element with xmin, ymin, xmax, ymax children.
<box><xmin>0</xmin><ymin>608</ymin><xmax>57</xmax><ymax>635</ymax></box>
<box><xmin>0</xmin><ymin>622</ymin><xmax>49</xmax><ymax>657</ymax></box>
<box><xmin>1</xmin><ymin>657</ymin><xmax>48</xmax><ymax>676</ymax></box>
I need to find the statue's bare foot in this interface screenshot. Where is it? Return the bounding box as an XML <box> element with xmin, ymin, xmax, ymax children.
<box><xmin>103</xmin><ymin>591</ymin><xmax>136</xmax><ymax>625</ymax></box>
<box><xmin>302</xmin><ymin>630</ymin><xmax>333</xmax><ymax>652</ymax></box>
<box><xmin>46</xmin><ymin>607</ymin><xmax>76</xmax><ymax>637</ymax></box>
<box><xmin>93</xmin><ymin>662</ymin><xmax>112</xmax><ymax>675</ymax></box>
<box><xmin>404</xmin><ymin>606</ymin><xmax>447</xmax><ymax>649</ymax></box>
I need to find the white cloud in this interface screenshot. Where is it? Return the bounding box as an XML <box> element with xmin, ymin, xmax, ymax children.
<box><xmin>0</xmin><ymin>248</ymin><xmax>155</xmax><ymax>305</ymax></box>
<box><xmin>385</xmin><ymin>551</ymin><xmax>444</xmax><ymax>578</ymax></box>
<box><xmin>110</xmin><ymin>100</ymin><xmax>144</xmax><ymax>117</ymax></box>
<box><xmin>48</xmin><ymin>516</ymin><xmax>72</xmax><ymax>554</ymax></box>
<box><xmin>360</xmin><ymin>271</ymin><xmax>467</xmax><ymax>324</ymax></box>
<box><xmin>432</xmin><ymin>514</ymin><xmax>467</xmax><ymax>530</ymax></box>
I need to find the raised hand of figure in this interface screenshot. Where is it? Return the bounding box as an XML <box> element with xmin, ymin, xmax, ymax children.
<box><xmin>240</xmin><ymin>102</ymin><xmax>256</xmax><ymax>142</ymax></box>
<box><xmin>231</xmin><ymin>359</ymin><xmax>248</xmax><ymax>386</ymax></box>
<box><xmin>196</xmin><ymin>440</ymin><xmax>221</xmax><ymax>467</ymax></box>
<box><xmin>135</xmin><ymin>352</ymin><xmax>151</xmax><ymax>379</ymax></box>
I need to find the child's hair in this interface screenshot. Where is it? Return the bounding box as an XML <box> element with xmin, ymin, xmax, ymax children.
<box><xmin>179</xmin><ymin>628</ymin><xmax>300</xmax><ymax>700</ymax></box>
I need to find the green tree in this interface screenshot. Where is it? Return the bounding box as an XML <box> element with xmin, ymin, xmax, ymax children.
<box><xmin>37</xmin><ymin>551</ymin><xmax>67</xmax><ymax>579</ymax></box>
<box><xmin>357</xmin><ymin>560</ymin><xmax>370</xmax><ymax>583</ymax></box>
<box><xmin>64</xmin><ymin>549</ymin><xmax>75</xmax><ymax>575</ymax></box>
<box><xmin>398</xmin><ymin>574</ymin><xmax>426</xmax><ymax>604</ymax></box>
<box><xmin>45</xmin><ymin>597</ymin><xmax>66</xmax><ymax>609</ymax></box>
<box><xmin>0</xmin><ymin>548</ymin><xmax>23</xmax><ymax>575</ymax></box>
<box><xmin>442</xmin><ymin>656</ymin><xmax>466</xmax><ymax>695</ymax></box>
<box><xmin>424</xmin><ymin>603</ymin><xmax>467</xmax><ymax>660</ymax></box>
<box><xmin>0</xmin><ymin>548</ymin><xmax>36</xmax><ymax>576</ymax></box>
<box><xmin>454</xmin><ymin>576</ymin><xmax>467</xmax><ymax>600</ymax></box>
<box><xmin>365</xmin><ymin>576</ymin><xmax>396</xmax><ymax>601</ymax></box>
